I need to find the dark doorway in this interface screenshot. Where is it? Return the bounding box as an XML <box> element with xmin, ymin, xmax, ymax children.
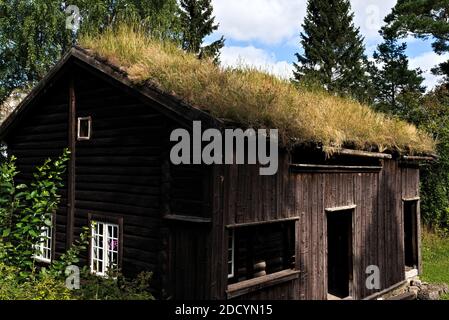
<box><xmin>327</xmin><ymin>209</ymin><xmax>353</xmax><ymax>298</ymax></box>
<box><xmin>404</xmin><ymin>201</ymin><xmax>418</xmax><ymax>269</ymax></box>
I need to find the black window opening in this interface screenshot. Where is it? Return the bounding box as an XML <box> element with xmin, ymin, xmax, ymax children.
<box><xmin>77</xmin><ymin>116</ymin><xmax>92</xmax><ymax>141</ymax></box>
<box><xmin>404</xmin><ymin>201</ymin><xmax>419</xmax><ymax>270</ymax></box>
<box><xmin>227</xmin><ymin>222</ymin><xmax>295</xmax><ymax>285</ymax></box>
<box><xmin>327</xmin><ymin>209</ymin><xmax>353</xmax><ymax>299</ymax></box>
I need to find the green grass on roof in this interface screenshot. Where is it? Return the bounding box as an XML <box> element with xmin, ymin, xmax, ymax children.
<box><xmin>79</xmin><ymin>25</ymin><xmax>435</xmax><ymax>155</ymax></box>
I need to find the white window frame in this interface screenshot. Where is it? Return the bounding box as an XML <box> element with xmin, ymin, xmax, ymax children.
<box><xmin>90</xmin><ymin>221</ymin><xmax>119</xmax><ymax>277</ymax></box>
<box><xmin>33</xmin><ymin>217</ymin><xmax>53</xmax><ymax>263</ymax></box>
<box><xmin>77</xmin><ymin>116</ymin><xmax>92</xmax><ymax>141</ymax></box>
<box><xmin>228</xmin><ymin>229</ymin><xmax>235</xmax><ymax>279</ymax></box>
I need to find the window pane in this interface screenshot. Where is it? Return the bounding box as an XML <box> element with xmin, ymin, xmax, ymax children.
<box><xmin>228</xmin><ymin>222</ymin><xmax>295</xmax><ymax>285</ymax></box>
<box><xmin>91</xmin><ymin>220</ymin><xmax>119</xmax><ymax>276</ymax></box>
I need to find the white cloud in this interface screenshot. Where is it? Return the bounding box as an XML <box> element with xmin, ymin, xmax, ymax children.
<box><xmin>212</xmin><ymin>0</ymin><xmax>306</xmax><ymax>45</ymax></box>
<box><xmin>213</xmin><ymin>1</ymin><xmax>446</xmax><ymax>91</ymax></box>
<box><xmin>220</xmin><ymin>46</ymin><xmax>294</xmax><ymax>79</ymax></box>
<box><xmin>212</xmin><ymin>0</ymin><xmax>396</xmax><ymax>45</ymax></box>
<box><xmin>409</xmin><ymin>52</ymin><xmax>449</xmax><ymax>90</ymax></box>
<box><xmin>350</xmin><ymin>0</ymin><xmax>396</xmax><ymax>44</ymax></box>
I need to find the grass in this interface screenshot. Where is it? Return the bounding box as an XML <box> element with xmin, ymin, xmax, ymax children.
<box><xmin>79</xmin><ymin>25</ymin><xmax>435</xmax><ymax>154</ymax></box>
<box><xmin>421</xmin><ymin>230</ymin><xmax>449</xmax><ymax>300</ymax></box>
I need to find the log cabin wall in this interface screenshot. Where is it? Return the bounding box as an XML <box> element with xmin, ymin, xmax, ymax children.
<box><xmin>72</xmin><ymin>66</ymin><xmax>168</xmax><ymax>280</ymax></box>
<box><xmin>6</xmin><ymin>78</ymin><xmax>70</xmax><ymax>258</ymax></box>
<box><xmin>3</xmin><ymin>64</ymin><xmax>213</xmax><ymax>298</ymax></box>
<box><xmin>210</xmin><ymin>153</ymin><xmax>420</xmax><ymax>300</ymax></box>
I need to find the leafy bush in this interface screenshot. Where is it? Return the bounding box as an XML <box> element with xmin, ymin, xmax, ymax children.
<box><xmin>0</xmin><ymin>150</ymin><xmax>154</xmax><ymax>300</ymax></box>
<box><xmin>413</xmin><ymin>86</ymin><xmax>449</xmax><ymax>233</ymax></box>
<box><xmin>74</xmin><ymin>268</ymin><xmax>154</xmax><ymax>300</ymax></box>
<box><xmin>0</xmin><ymin>262</ymin><xmax>73</xmax><ymax>300</ymax></box>
<box><xmin>0</xmin><ymin>149</ymin><xmax>69</xmax><ymax>275</ymax></box>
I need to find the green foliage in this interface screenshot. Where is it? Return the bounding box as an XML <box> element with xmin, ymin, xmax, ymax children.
<box><xmin>383</xmin><ymin>0</ymin><xmax>449</xmax><ymax>81</ymax></box>
<box><xmin>0</xmin><ymin>0</ymin><xmax>72</xmax><ymax>102</ymax></box>
<box><xmin>417</xmin><ymin>86</ymin><xmax>449</xmax><ymax>232</ymax></box>
<box><xmin>0</xmin><ymin>149</ymin><xmax>70</xmax><ymax>275</ymax></box>
<box><xmin>0</xmin><ymin>150</ymin><xmax>154</xmax><ymax>299</ymax></box>
<box><xmin>46</xmin><ymin>225</ymin><xmax>90</xmax><ymax>278</ymax></box>
<box><xmin>179</xmin><ymin>0</ymin><xmax>224</xmax><ymax>62</ymax></box>
<box><xmin>0</xmin><ymin>0</ymin><xmax>181</xmax><ymax>103</ymax></box>
<box><xmin>422</xmin><ymin>230</ymin><xmax>449</xmax><ymax>293</ymax></box>
<box><xmin>371</xmin><ymin>37</ymin><xmax>425</xmax><ymax>117</ymax></box>
<box><xmin>0</xmin><ymin>262</ymin><xmax>73</xmax><ymax>300</ymax></box>
<box><xmin>74</xmin><ymin>268</ymin><xmax>154</xmax><ymax>300</ymax></box>
<box><xmin>293</xmin><ymin>0</ymin><xmax>371</xmax><ymax>103</ymax></box>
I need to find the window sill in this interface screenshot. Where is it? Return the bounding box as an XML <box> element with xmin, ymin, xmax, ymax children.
<box><xmin>226</xmin><ymin>269</ymin><xmax>300</xmax><ymax>299</ymax></box>
<box><xmin>33</xmin><ymin>256</ymin><xmax>51</xmax><ymax>264</ymax></box>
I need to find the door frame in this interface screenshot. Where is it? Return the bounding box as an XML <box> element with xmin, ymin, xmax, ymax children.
<box><xmin>325</xmin><ymin>205</ymin><xmax>356</xmax><ymax>299</ymax></box>
<box><xmin>402</xmin><ymin>197</ymin><xmax>422</xmax><ymax>275</ymax></box>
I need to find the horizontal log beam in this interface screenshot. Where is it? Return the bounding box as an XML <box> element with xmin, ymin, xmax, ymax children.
<box><xmin>334</xmin><ymin>148</ymin><xmax>393</xmax><ymax>159</ymax></box>
<box><xmin>226</xmin><ymin>216</ymin><xmax>300</xmax><ymax>229</ymax></box>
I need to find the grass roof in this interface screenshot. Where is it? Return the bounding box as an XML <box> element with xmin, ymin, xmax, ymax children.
<box><xmin>79</xmin><ymin>25</ymin><xmax>435</xmax><ymax>155</ymax></box>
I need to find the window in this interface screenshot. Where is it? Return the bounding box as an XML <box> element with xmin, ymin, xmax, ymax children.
<box><xmin>91</xmin><ymin>221</ymin><xmax>119</xmax><ymax>276</ymax></box>
<box><xmin>227</xmin><ymin>222</ymin><xmax>295</xmax><ymax>284</ymax></box>
<box><xmin>228</xmin><ymin>230</ymin><xmax>235</xmax><ymax>279</ymax></box>
<box><xmin>34</xmin><ymin>217</ymin><xmax>53</xmax><ymax>263</ymax></box>
<box><xmin>77</xmin><ymin>116</ymin><xmax>92</xmax><ymax>140</ymax></box>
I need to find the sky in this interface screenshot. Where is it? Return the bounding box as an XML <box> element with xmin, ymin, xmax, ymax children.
<box><xmin>208</xmin><ymin>0</ymin><xmax>449</xmax><ymax>90</ymax></box>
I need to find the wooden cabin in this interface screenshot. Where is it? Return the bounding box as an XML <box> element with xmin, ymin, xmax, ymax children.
<box><xmin>0</xmin><ymin>47</ymin><xmax>431</xmax><ymax>300</ymax></box>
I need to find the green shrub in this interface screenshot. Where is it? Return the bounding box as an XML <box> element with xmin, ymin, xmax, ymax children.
<box><xmin>0</xmin><ymin>150</ymin><xmax>155</xmax><ymax>300</ymax></box>
<box><xmin>0</xmin><ymin>149</ymin><xmax>70</xmax><ymax>276</ymax></box>
<box><xmin>0</xmin><ymin>262</ymin><xmax>73</xmax><ymax>300</ymax></box>
<box><xmin>74</xmin><ymin>268</ymin><xmax>155</xmax><ymax>300</ymax></box>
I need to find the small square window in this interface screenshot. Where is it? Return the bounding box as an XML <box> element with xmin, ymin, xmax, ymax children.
<box><xmin>77</xmin><ymin>116</ymin><xmax>92</xmax><ymax>141</ymax></box>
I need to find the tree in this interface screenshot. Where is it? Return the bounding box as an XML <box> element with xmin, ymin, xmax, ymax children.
<box><xmin>383</xmin><ymin>0</ymin><xmax>449</xmax><ymax>82</ymax></box>
<box><xmin>371</xmin><ymin>37</ymin><xmax>425</xmax><ymax>118</ymax></box>
<box><xmin>0</xmin><ymin>0</ymin><xmax>181</xmax><ymax>104</ymax></box>
<box><xmin>293</xmin><ymin>0</ymin><xmax>370</xmax><ymax>102</ymax></box>
<box><xmin>413</xmin><ymin>85</ymin><xmax>449</xmax><ymax>232</ymax></box>
<box><xmin>179</xmin><ymin>0</ymin><xmax>224</xmax><ymax>61</ymax></box>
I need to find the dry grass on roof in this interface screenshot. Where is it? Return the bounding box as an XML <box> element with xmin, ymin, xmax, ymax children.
<box><xmin>79</xmin><ymin>25</ymin><xmax>435</xmax><ymax>155</ymax></box>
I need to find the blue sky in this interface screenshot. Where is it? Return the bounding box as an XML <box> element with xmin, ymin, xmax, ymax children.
<box><xmin>208</xmin><ymin>0</ymin><xmax>449</xmax><ymax>90</ymax></box>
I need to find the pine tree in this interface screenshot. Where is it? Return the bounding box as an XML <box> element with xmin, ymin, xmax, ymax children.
<box><xmin>371</xmin><ymin>37</ymin><xmax>425</xmax><ymax>118</ymax></box>
<box><xmin>179</xmin><ymin>0</ymin><xmax>225</xmax><ymax>61</ymax></box>
<box><xmin>384</xmin><ymin>0</ymin><xmax>449</xmax><ymax>82</ymax></box>
<box><xmin>293</xmin><ymin>0</ymin><xmax>370</xmax><ymax>102</ymax></box>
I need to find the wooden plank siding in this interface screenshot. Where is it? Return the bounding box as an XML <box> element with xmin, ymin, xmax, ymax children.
<box><xmin>211</xmin><ymin>154</ymin><xmax>419</xmax><ymax>300</ymax></box>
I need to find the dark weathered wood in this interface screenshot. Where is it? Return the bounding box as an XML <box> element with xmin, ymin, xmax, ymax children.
<box><xmin>290</xmin><ymin>164</ymin><xmax>382</xmax><ymax>173</ymax></box>
<box><xmin>335</xmin><ymin>148</ymin><xmax>393</xmax><ymax>159</ymax></box>
<box><xmin>67</xmin><ymin>78</ymin><xmax>76</xmax><ymax>247</ymax></box>
<box><xmin>401</xmin><ymin>155</ymin><xmax>435</xmax><ymax>161</ymax></box>
<box><xmin>226</xmin><ymin>270</ymin><xmax>301</xmax><ymax>299</ymax></box>
<box><xmin>163</xmin><ymin>214</ymin><xmax>211</xmax><ymax>224</ymax></box>
<box><xmin>226</xmin><ymin>216</ymin><xmax>299</xmax><ymax>229</ymax></box>
<box><xmin>1</xmin><ymin>45</ymin><xmax>423</xmax><ymax>301</ymax></box>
